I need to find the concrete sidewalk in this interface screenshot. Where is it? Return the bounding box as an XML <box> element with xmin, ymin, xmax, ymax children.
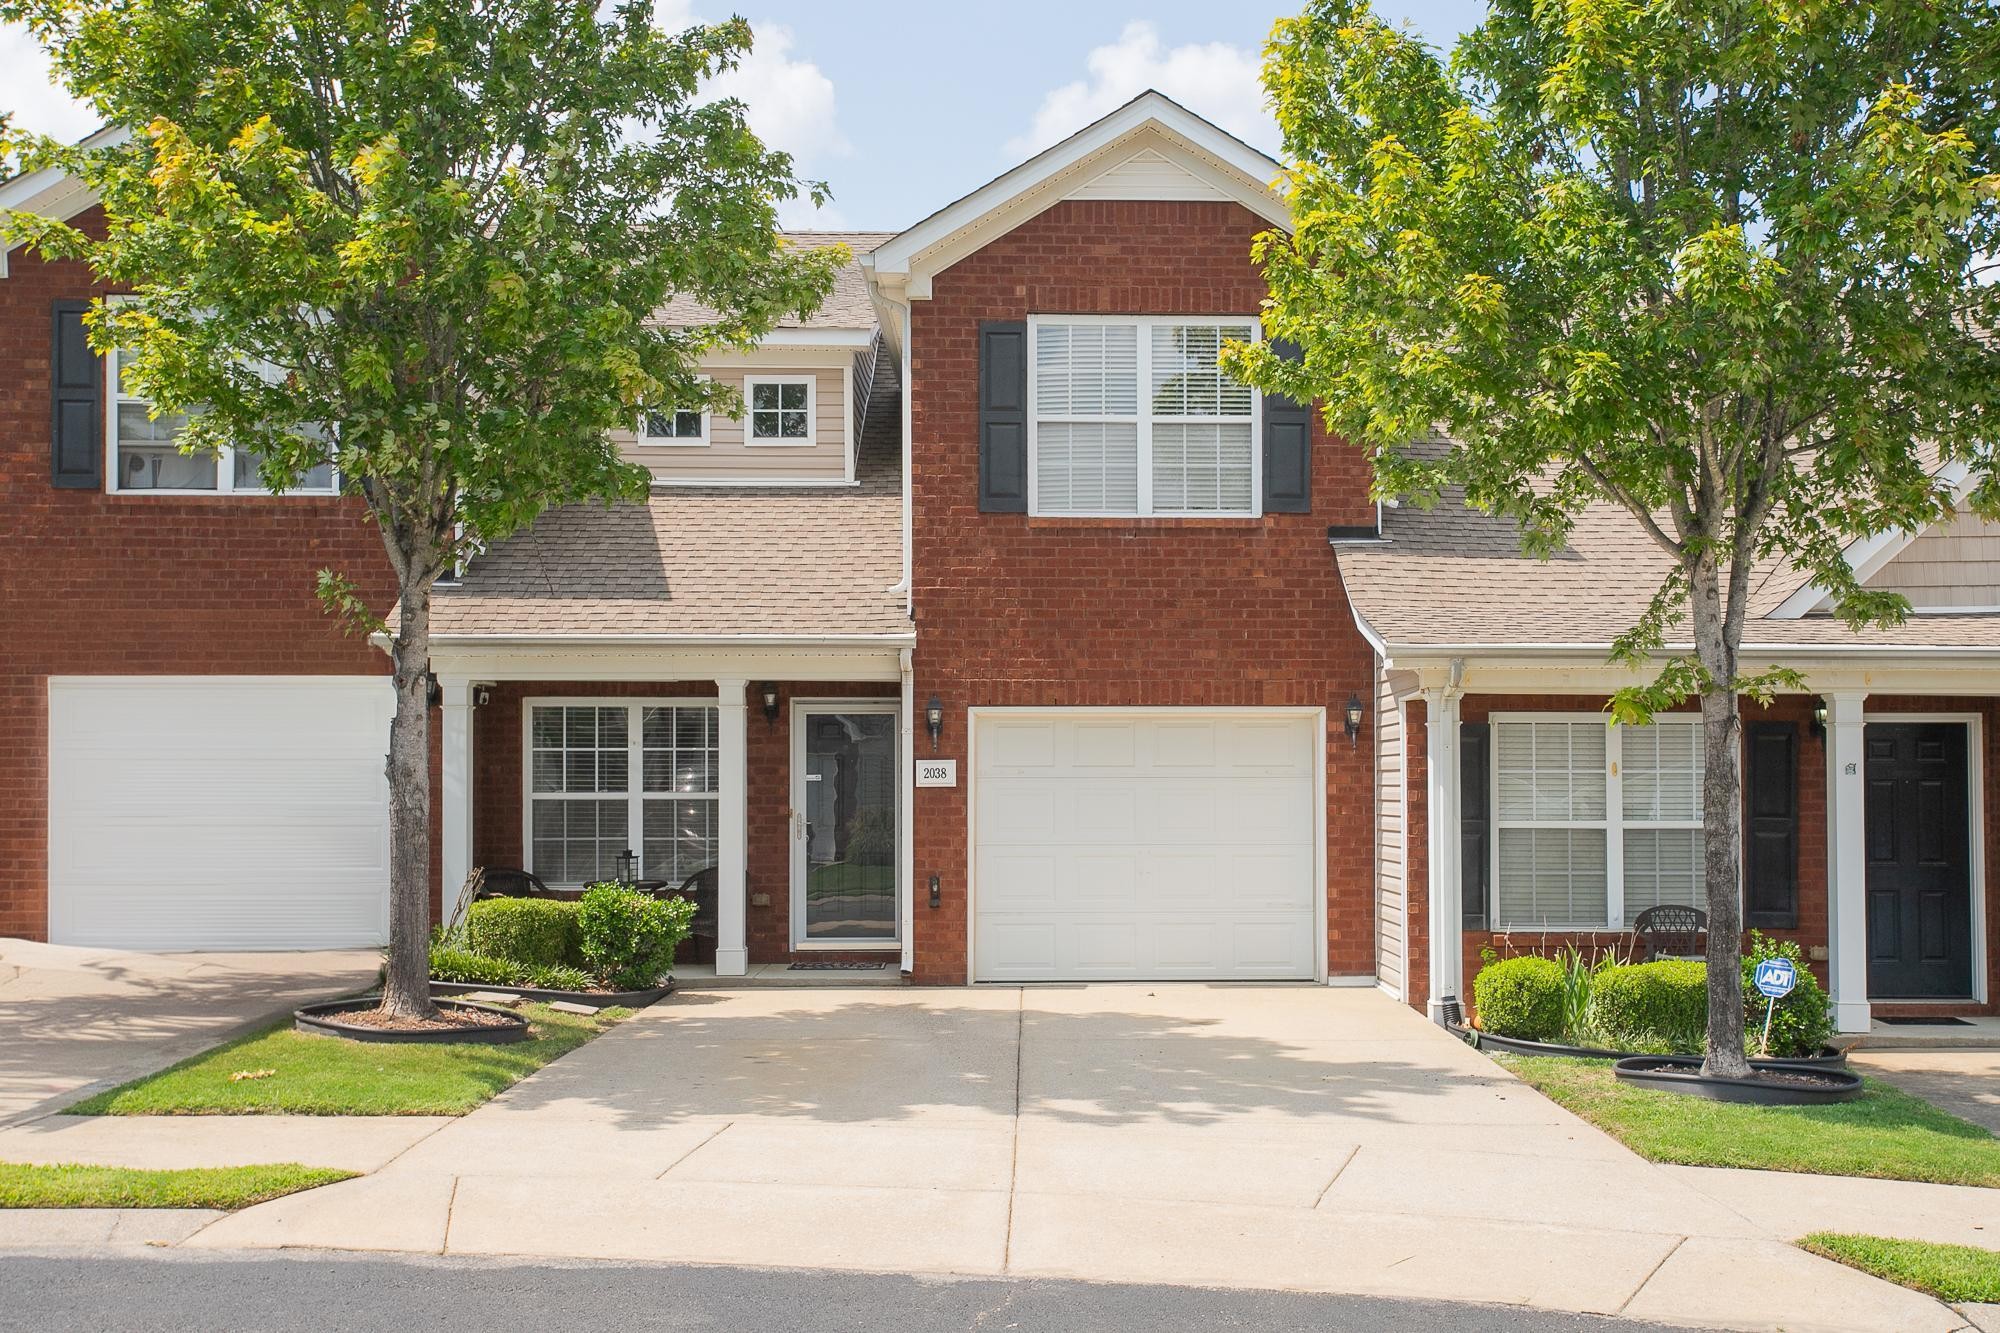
<box><xmin>176</xmin><ymin>985</ymin><xmax>1965</xmax><ymax>1332</ymax></box>
<box><xmin>0</xmin><ymin>939</ymin><xmax>381</xmax><ymax>1126</ymax></box>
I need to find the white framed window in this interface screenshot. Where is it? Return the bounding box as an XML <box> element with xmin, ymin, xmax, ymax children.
<box><xmin>744</xmin><ymin>376</ymin><xmax>814</xmax><ymax>446</ymax></box>
<box><xmin>638</xmin><ymin>406</ymin><xmax>708</xmax><ymax>446</ymax></box>
<box><xmin>1027</xmin><ymin>314</ymin><xmax>1261</xmax><ymax>517</ymax></box>
<box><xmin>1491</xmin><ymin>714</ymin><xmax>1705</xmax><ymax>930</ymax></box>
<box><xmin>524</xmin><ymin>700</ymin><xmax>720</xmax><ymax>887</ymax></box>
<box><xmin>107</xmin><ymin>332</ymin><xmax>337</xmax><ymax>496</ymax></box>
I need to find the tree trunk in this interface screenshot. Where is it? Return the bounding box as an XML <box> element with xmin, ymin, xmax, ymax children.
<box><xmin>1690</xmin><ymin>557</ymin><xmax>1750</xmax><ymax>1078</ymax></box>
<box><xmin>380</xmin><ymin>574</ymin><xmax>439</xmax><ymax>1019</ymax></box>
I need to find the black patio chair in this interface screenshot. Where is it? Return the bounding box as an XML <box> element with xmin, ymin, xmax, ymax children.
<box><xmin>470</xmin><ymin>866</ymin><xmax>561</xmax><ymax>901</ymax></box>
<box><xmin>653</xmin><ymin>866</ymin><xmax>719</xmax><ymax>964</ymax></box>
<box><xmin>1633</xmin><ymin>904</ymin><xmax>1707</xmax><ymax>961</ymax></box>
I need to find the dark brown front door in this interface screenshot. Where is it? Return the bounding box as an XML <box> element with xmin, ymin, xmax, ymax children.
<box><xmin>1865</xmin><ymin>723</ymin><xmax>1974</xmax><ymax>999</ymax></box>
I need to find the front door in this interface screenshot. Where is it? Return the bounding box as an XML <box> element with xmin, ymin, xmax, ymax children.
<box><xmin>1865</xmin><ymin>722</ymin><xmax>1975</xmax><ymax>999</ymax></box>
<box><xmin>791</xmin><ymin>704</ymin><xmax>899</xmax><ymax>948</ymax></box>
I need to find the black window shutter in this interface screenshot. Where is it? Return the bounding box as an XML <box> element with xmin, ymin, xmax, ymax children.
<box><xmin>1460</xmin><ymin>721</ymin><xmax>1490</xmax><ymax>929</ymax></box>
<box><xmin>1261</xmin><ymin>338</ymin><xmax>1310</xmax><ymax>513</ymax></box>
<box><xmin>978</xmin><ymin>320</ymin><xmax>1027</xmax><ymax>512</ymax></box>
<box><xmin>1743</xmin><ymin>721</ymin><xmax>1799</xmax><ymax>929</ymax></box>
<box><xmin>51</xmin><ymin>300</ymin><xmax>103</xmax><ymax>490</ymax></box>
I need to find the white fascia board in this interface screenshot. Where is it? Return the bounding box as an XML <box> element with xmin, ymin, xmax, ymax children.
<box><xmin>1377</xmin><ymin>646</ymin><xmax>2000</xmax><ymax>698</ymax></box>
<box><xmin>867</xmin><ymin>91</ymin><xmax>1286</xmax><ymax>300</ymax></box>
<box><xmin>701</xmin><ymin>342</ymin><xmax>859</xmax><ymax>370</ymax></box>
<box><xmin>743</xmin><ymin>327</ymin><xmax>877</xmax><ymax>349</ymax></box>
<box><xmin>1768</xmin><ymin>459</ymin><xmax>1977</xmax><ymax>619</ymax></box>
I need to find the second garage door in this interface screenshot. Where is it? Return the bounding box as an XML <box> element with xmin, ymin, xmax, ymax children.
<box><xmin>972</xmin><ymin>711</ymin><xmax>1320</xmax><ymax>981</ymax></box>
<box><xmin>48</xmin><ymin>676</ymin><xmax>393</xmax><ymax>950</ymax></box>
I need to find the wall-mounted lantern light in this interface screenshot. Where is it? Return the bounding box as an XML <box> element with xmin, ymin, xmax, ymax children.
<box><xmin>1344</xmin><ymin>693</ymin><xmax>1365</xmax><ymax>747</ymax></box>
<box><xmin>926</xmin><ymin>695</ymin><xmax>944</xmax><ymax>753</ymax></box>
<box><xmin>759</xmin><ymin>682</ymin><xmax>780</xmax><ymax>726</ymax></box>
<box><xmin>1811</xmin><ymin>704</ymin><xmax>1828</xmax><ymax>737</ymax></box>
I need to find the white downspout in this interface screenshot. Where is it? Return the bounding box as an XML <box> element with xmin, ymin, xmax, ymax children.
<box><xmin>899</xmin><ymin>647</ymin><xmax>916</xmax><ymax>976</ymax></box>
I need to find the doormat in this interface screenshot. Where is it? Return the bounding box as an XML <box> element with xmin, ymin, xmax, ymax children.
<box><xmin>1877</xmin><ymin>1016</ymin><xmax>1974</xmax><ymax>1026</ymax></box>
<box><xmin>787</xmin><ymin>961</ymin><xmax>889</xmax><ymax>971</ymax></box>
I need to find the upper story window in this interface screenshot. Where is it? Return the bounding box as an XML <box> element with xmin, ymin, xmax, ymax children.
<box><xmin>745</xmin><ymin>376</ymin><xmax>814</xmax><ymax>446</ymax></box>
<box><xmin>639</xmin><ymin>407</ymin><xmax>707</xmax><ymax>445</ymax></box>
<box><xmin>109</xmin><ymin>340</ymin><xmax>336</xmax><ymax>495</ymax></box>
<box><xmin>1492</xmin><ymin>715</ymin><xmax>1705</xmax><ymax>931</ymax></box>
<box><xmin>1028</xmin><ymin>315</ymin><xmax>1259</xmax><ymax>517</ymax></box>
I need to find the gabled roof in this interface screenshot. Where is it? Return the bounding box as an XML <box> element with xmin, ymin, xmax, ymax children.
<box><xmin>863</xmin><ymin>90</ymin><xmax>1286</xmax><ymax>306</ymax></box>
<box><xmin>0</xmin><ymin>125</ymin><xmax>127</xmax><ymax>278</ymax></box>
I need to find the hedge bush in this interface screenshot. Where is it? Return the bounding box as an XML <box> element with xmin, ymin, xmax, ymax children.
<box><xmin>1472</xmin><ymin>956</ymin><xmax>1565</xmax><ymax>1041</ymax></box>
<box><xmin>577</xmin><ymin>884</ymin><xmax>695</xmax><ymax>990</ymax></box>
<box><xmin>1592</xmin><ymin>960</ymin><xmax>1708</xmax><ymax>1054</ymax></box>
<box><xmin>428</xmin><ymin>944</ymin><xmax>595</xmax><ymax>993</ymax></box>
<box><xmin>465</xmin><ymin>898</ymin><xmax>581</xmax><ymax>968</ymax></box>
<box><xmin>1743</xmin><ymin>932</ymin><xmax>1835</xmax><ymax>1058</ymax></box>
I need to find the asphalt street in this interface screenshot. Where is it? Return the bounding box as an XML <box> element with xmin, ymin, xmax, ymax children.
<box><xmin>0</xmin><ymin>1250</ymin><xmax>1694</xmax><ymax>1331</ymax></box>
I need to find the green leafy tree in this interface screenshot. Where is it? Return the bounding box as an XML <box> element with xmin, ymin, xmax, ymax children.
<box><xmin>3</xmin><ymin>0</ymin><xmax>842</xmax><ymax>1017</ymax></box>
<box><xmin>1234</xmin><ymin>0</ymin><xmax>1999</xmax><ymax>1076</ymax></box>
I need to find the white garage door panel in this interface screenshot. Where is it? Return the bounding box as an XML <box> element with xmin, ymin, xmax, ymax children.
<box><xmin>974</xmin><ymin>712</ymin><xmax>1319</xmax><ymax>982</ymax></box>
<box><xmin>50</xmin><ymin>678</ymin><xmax>393</xmax><ymax>950</ymax></box>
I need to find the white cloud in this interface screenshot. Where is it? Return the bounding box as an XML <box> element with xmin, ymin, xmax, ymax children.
<box><xmin>1</xmin><ymin>22</ymin><xmax>101</xmax><ymax>143</ymax></box>
<box><xmin>1008</xmin><ymin>21</ymin><xmax>1275</xmax><ymax>160</ymax></box>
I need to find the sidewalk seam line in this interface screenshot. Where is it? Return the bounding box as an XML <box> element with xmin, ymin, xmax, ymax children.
<box><xmin>441</xmin><ymin>1174</ymin><xmax>460</xmax><ymax>1255</ymax></box>
<box><xmin>1311</xmin><ymin>1145</ymin><xmax>1360</xmax><ymax>1209</ymax></box>
<box><xmin>1615</xmin><ymin>1234</ymin><xmax>1685</xmax><ymax>1316</ymax></box>
<box><xmin>1002</xmin><ymin>987</ymin><xmax>1023</xmax><ymax>1272</ymax></box>
<box><xmin>657</xmin><ymin>1122</ymin><xmax>734</xmax><ymax>1180</ymax></box>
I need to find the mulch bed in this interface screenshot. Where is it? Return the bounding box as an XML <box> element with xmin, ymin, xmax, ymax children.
<box><xmin>335</xmin><ymin>1005</ymin><xmax>520</xmax><ymax>1032</ymax></box>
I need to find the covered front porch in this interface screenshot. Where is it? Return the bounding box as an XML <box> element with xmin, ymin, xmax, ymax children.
<box><xmin>431</xmin><ymin>639</ymin><xmax>917</xmax><ymax>977</ymax></box>
<box><xmin>1395</xmin><ymin>653</ymin><xmax>1999</xmax><ymax>1037</ymax></box>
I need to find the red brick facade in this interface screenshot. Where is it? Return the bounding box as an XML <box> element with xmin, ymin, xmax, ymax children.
<box><xmin>471</xmin><ymin>679</ymin><xmax>897</xmax><ymax>964</ymax></box>
<box><xmin>0</xmin><ymin>210</ymin><xmax>397</xmax><ymax>940</ymax></box>
<box><xmin>1402</xmin><ymin>691</ymin><xmax>1999</xmax><ymax>1019</ymax></box>
<box><xmin>906</xmin><ymin>199</ymin><xmax>1380</xmax><ymax>984</ymax></box>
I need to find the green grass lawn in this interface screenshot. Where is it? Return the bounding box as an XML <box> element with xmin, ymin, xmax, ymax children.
<box><xmin>0</xmin><ymin>1162</ymin><xmax>355</xmax><ymax>1210</ymax></box>
<box><xmin>69</xmin><ymin>1003</ymin><xmax>631</xmax><ymax>1117</ymax></box>
<box><xmin>1496</xmin><ymin>1054</ymin><xmax>2000</xmax><ymax>1187</ymax></box>
<box><xmin>1802</xmin><ymin>1233</ymin><xmax>2000</xmax><ymax>1303</ymax></box>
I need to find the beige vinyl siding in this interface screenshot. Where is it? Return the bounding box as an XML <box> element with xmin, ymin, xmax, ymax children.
<box><xmin>1867</xmin><ymin>504</ymin><xmax>2000</xmax><ymax>608</ymax></box>
<box><xmin>1374</xmin><ymin>665</ymin><xmax>1406</xmax><ymax>999</ymax></box>
<box><xmin>621</xmin><ymin>364</ymin><xmax>848</xmax><ymax>483</ymax></box>
<box><xmin>851</xmin><ymin>336</ymin><xmax>879</xmax><ymax>449</ymax></box>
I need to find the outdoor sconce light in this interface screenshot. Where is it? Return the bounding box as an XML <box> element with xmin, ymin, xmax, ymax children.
<box><xmin>759</xmin><ymin>682</ymin><xmax>780</xmax><ymax>726</ymax></box>
<box><xmin>926</xmin><ymin>695</ymin><xmax>944</xmax><ymax>753</ymax></box>
<box><xmin>615</xmin><ymin>849</ymin><xmax>637</xmax><ymax>885</ymax></box>
<box><xmin>929</xmin><ymin>874</ymin><xmax>941</xmax><ymax>909</ymax></box>
<box><xmin>1343</xmin><ymin>693</ymin><xmax>1365</xmax><ymax>747</ymax></box>
<box><xmin>1811</xmin><ymin>704</ymin><xmax>1828</xmax><ymax>737</ymax></box>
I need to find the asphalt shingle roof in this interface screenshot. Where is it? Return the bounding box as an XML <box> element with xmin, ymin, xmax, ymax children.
<box><xmin>652</xmin><ymin>232</ymin><xmax>893</xmax><ymax>333</ymax></box>
<box><xmin>428</xmin><ymin>342</ymin><xmax>907</xmax><ymax>640</ymax></box>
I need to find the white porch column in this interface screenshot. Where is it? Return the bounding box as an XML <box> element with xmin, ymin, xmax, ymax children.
<box><xmin>1824</xmin><ymin>690</ymin><xmax>1872</xmax><ymax>1033</ymax></box>
<box><xmin>714</xmin><ymin>677</ymin><xmax>750</xmax><ymax>976</ymax></box>
<box><xmin>1423</xmin><ymin>685</ymin><xmax>1464</xmax><ymax>1025</ymax></box>
<box><xmin>439</xmin><ymin>676</ymin><xmax>475</xmax><ymax>930</ymax></box>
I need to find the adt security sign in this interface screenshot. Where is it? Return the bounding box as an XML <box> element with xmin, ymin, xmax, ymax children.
<box><xmin>1754</xmin><ymin>957</ymin><xmax>1797</xmax><ymax>999</ymax></box>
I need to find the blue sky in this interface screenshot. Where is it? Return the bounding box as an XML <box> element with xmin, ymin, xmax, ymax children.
<box><xmin>3</xmin><ymin>1</ymin><xmax>1487</xmax><ymax>229</ymax></box>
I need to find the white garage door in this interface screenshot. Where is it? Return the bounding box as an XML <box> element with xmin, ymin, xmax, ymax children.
<box><xmin>973</xmin><ymin>711</ymin><xmax>1320</xmax><ymax>981</ymax></box>
<box><xmin>49</xmin><ymin>677</ymin><xmax>393</xmax><ymax>950</ymax></box>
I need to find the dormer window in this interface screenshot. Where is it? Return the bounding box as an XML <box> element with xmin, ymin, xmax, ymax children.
<box><xmin>640</xmin><ymin>407</ymin><xmax>707</xmax><ymax>445</ymax></box>
<box><xmin>745</xmin><ymin>377</ymin><xmax>814</xmax><ymax>446</ymax></box>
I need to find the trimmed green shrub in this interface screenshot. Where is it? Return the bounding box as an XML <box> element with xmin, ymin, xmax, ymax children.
<box><xmin>1743</xmin><ymin>932</ymin><xmax>1835</xmax><ymax>1057</ymax></box>
<box><xmin>524</xmin><ymin>962</ymin><xmax>596</xmax><ymax>992</ymax></box>
<box><xmin>1593</xmin><ymin>960</ymin><xmax>1708</xmax><ymax>1054</ymax></box>
<box><xmin>1472</xmin><ymin>956</ymin><xmax>1566</xmax><ymax>1041</ymax></box>
<box><xmin>577</xmin><ymin>884</ymin><xmax>696</xmax><ymax>990</ymax></box>
<box><xmin>465</xmin><ymin>898</ymin><xmax>581</xmax><ymax>968</ymax></box>
<box><xmin>428</xmin><ymin>945</ymin><xmax>520</xmax><ymax>986</ymax></box>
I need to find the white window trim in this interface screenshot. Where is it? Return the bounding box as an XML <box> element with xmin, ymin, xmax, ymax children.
<box><xmin>742</xmin><ymin>374</ymin><xmax>816</xmax><ymax>448</ymax></box>
<box><xmin>1025</xmin><ymin>313</ymin><xmax>1263</xmax><ymax>519</ymax></box>
<box><xmin>103</xmin><ymin>311</ymin><xmax>339</xmax><ymax>497</ymax></box>
<box><xmin>636</xmin><ymin>405</ymin><xmax>711</xmax><ymax>448</ymax></box>
<box><xmin>1488</xmin><ymin>712</ymin><xmax>1706</xmax><ymax>932</ymax></box>
<box><xmin>520</xmin><ymin>696</ymin><xmax>721</xmax><ymax>889</ymax></box>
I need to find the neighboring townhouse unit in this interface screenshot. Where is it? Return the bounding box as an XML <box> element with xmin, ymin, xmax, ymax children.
<box><xmin>5</xmin><ymin>91</ymin><xmax>1995</xmax><ymax>1033</ymax></box>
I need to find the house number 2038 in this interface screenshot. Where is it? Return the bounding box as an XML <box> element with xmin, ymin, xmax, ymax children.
<box><xmin>916</xmin><ymin>759</ymin><xmax>958</xmax><ymax>788</ymax></box>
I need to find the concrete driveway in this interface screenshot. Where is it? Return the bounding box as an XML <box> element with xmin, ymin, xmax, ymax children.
<box><xmin>187</xmin><ymin>985</ymin><xmax>1962</xmax><ymax>1330</ymax></box>
<box><xmin>0</xmin><ymin>939</ymin><xmax>381</xmax><ymax>1125</ymax></box>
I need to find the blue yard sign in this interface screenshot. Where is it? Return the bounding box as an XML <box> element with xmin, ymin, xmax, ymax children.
<box><xmin>1753</xmin><ymin>957</ymin><xmax>1798</xmax><ymax>1056</ymax></box>
<box><xmin>1754</xmin><ymin>957</ymin><xmax>1797</xmax><ymax>999</ymax></box>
